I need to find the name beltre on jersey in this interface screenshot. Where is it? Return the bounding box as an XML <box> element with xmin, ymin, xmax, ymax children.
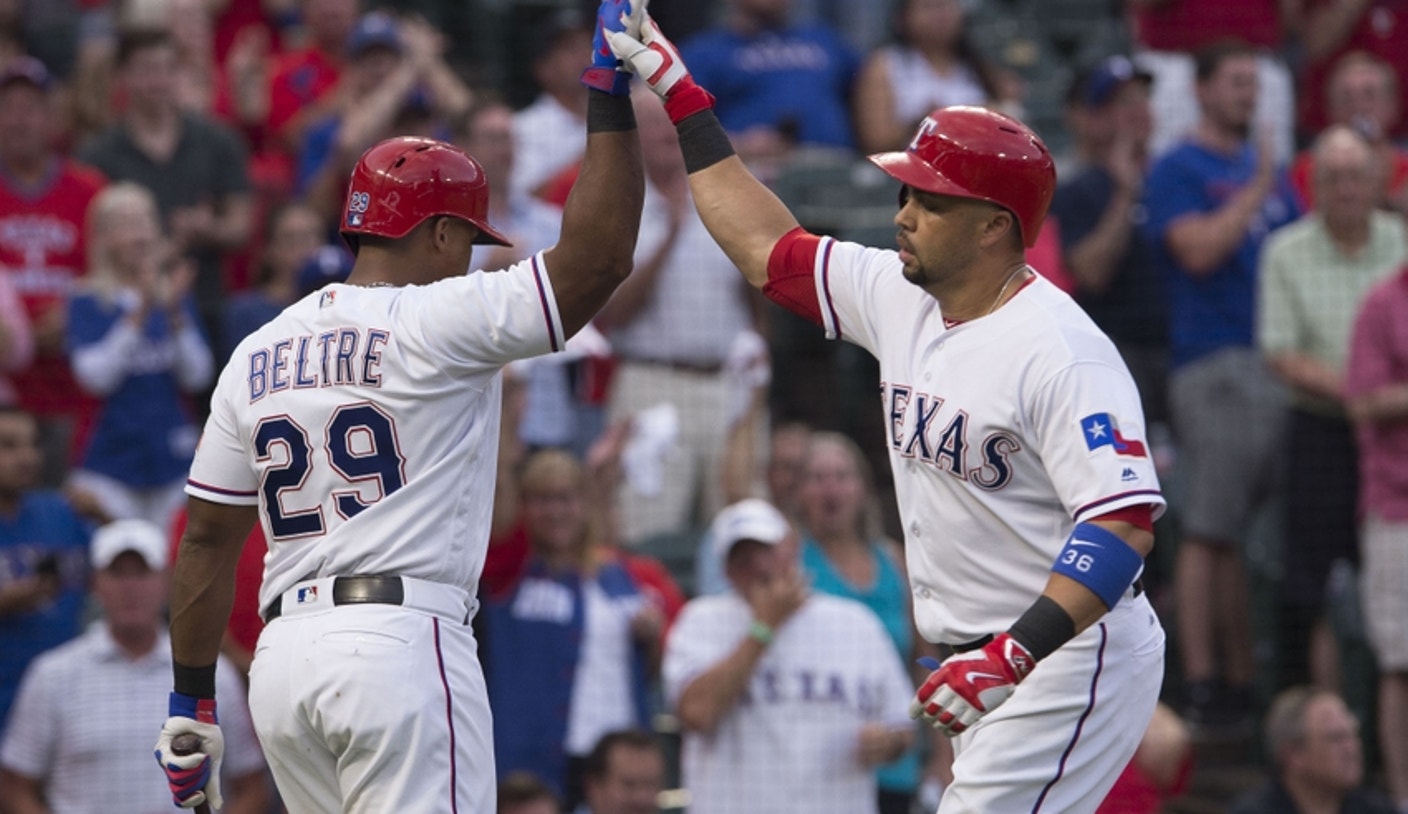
<box><xmin>246</xmin><ymin>327</ymin><xmax>392</xmax><ymax>402</ymax></box>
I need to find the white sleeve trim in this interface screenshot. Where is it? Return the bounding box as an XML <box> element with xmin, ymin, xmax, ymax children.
<box><xmin>530</xmin><ymin>252</ymin><xmax>566</xmax><ymax>353</ymax></box>
<box><xmin>812</xmin><ymin>237</ymin><xmax>840</xmax><ymax>340</ymax></box>
<box><xmin>185</xmin><ymin>479</ymin><xmax>260</xmax><ymax>506</ymax></box>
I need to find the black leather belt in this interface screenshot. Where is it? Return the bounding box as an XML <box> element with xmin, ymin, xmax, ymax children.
<box><xmin>262</xmin><ymin>575</ymin><xmax>405</xmax><ymax>623</ymax></box>
<box><xmin>936</xmin><ymin>579</ymin><xmax>1144</xmax><ymax>659</ymax></box>
<box><xmin>938</xmin><ymin>634</ymin><xmax>994</xmax><ymax>661</ymax></box>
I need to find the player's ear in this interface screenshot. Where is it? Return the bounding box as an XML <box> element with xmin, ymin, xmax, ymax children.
<box><xmin>430</xmin><ymin>216</ymin><xmax>478</xmax><ymax>253</ymax></box>
<box><xmin>977</xmin><ymin>206</ymin><xmax>1018</xmax><ymax>249</ymax></box>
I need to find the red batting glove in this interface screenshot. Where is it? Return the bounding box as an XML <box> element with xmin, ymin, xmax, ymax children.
<box><xmin>910</xmin><ymin>633</ymin><xmax>1035</xmax><ymax>736</ymax></box>
<box><xmin>604</xmin><ymin>12</ymin><xmax>715</xmax><ymax>124</ymax></box>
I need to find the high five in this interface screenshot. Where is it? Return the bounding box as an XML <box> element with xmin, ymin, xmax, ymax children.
<box><xmin>609</xmin><ymin>7</ymin><xmax>1166</xmax><ymax>812</ymax></box>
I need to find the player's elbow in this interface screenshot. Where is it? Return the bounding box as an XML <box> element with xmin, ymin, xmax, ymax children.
<box><xmin>599</xmin><ymin>247</ymin><xmax>636</xmax><ymax>286</ymax></box>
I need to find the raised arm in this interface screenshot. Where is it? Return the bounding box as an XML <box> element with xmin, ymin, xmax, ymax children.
<box><xmin>607</xmin><ymin>11</ymin><xmax>799</xmax><ymax>290</ymax></box>
<box><xmin>541</xmin><ymin>0</ymin><xmax>647</xmax><ymax>337</ymax></box>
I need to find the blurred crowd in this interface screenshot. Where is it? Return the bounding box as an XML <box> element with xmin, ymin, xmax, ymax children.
<box><xmin>4</xmin><ymin>0</ymin><xmax>1408</xmax><ymax>812</ymax></box>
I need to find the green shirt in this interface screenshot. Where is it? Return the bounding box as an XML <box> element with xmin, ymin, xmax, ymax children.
<box><xmin>1257</xmin><ymin>210</ymin><xmax>1406</xmax><ymax>415</ymax></box>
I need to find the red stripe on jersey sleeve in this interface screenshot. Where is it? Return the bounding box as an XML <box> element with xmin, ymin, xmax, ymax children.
<box><xmin>763</xmin><ymin>227</ymin><xmax>825</xmax><ymax>327</ymax></box>
<box><xmin>1090</xmin><ymin>504</ymin><xmax>1154</xmax><ymax>533</ymax></box>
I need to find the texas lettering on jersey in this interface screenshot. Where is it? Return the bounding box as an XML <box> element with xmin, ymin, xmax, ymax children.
<box><xmin>883</xmin><ymin>381</ymin><xmax>1021</xmax><ymax>490</ymax></box>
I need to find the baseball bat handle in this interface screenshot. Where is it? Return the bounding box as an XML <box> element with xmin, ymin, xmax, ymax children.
<box><xmin>170</xmin><ymin>733</ymin><xmax>213</xmax><ymax>814</ymax></box>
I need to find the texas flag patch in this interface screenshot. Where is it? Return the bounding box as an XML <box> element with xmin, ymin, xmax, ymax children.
<box><xmin>1080</xmin><ymin>413</ymin><xmax>1147</xmax><ymax>457</ymax></box>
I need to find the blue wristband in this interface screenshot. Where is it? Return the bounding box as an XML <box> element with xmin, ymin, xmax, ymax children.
<box><xmin>169</xmin><ymin>692</ymin><xmax>219</xmax><ymax>724</ymax></box>
<box><xmin>1051</xmin><ymin>522</ymin><xmax>1145</xmax><ymax>609</ymax></box>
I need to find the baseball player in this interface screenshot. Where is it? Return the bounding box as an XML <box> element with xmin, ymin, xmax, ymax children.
<box><xmin>608</xmin><ymin>12</ymin><xmax>1166</xmax><ymax>812</ymax></box>
<box><xmin>151</xmin><ymin>3</ymin><xmax>646</xmax><ymax>811</ymax></box>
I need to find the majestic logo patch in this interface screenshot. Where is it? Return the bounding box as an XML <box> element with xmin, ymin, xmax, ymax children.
<box><xmin>1080</xmin><ymin>413</ymin><xmax>1147</xmax><ymax>457</ymax></box>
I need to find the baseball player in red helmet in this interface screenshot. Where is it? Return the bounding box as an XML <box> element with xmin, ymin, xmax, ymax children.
<box><xmin>152</xmin><ymin>2</ymin><xmax>646</xmax><ymax>811</ymax></box>
<box><xmin>609</xmin><ymin>9</ymin><xmax>1165</xmax><ymax>812</ymax></box>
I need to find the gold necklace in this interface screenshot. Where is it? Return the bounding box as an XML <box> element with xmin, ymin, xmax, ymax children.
<box><xmin>987</xmin><ymin>265</ymin><xmax>1030</xmax><ymax>316</ymax></box>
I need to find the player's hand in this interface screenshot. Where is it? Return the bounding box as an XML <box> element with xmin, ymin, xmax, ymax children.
<box><xmin>154</xmin><ymin>694</ymin><xmax>225</xmax><ymax>810</ymax></box>
<box><xmin>910</xmin><ymin>633</ymin><xmax>1035</xmax><ymax>737</ymax></box>
<box><xmin>580</xmin><ymin>0</ymin><xmax>643</xmax><ymax>96</ymax></box>
<box><xmin>605</xmin><ymin>12</ymin><xmax>687</xmax><ymax>100</ymax></box>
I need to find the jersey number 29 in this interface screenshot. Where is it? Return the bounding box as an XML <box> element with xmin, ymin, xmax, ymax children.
<box><xmin>255</xmin><ymin>403</ymin><xmax>407</xmax><ymax>539</ymax></box>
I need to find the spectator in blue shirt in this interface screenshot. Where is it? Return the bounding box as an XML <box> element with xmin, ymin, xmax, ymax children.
<box><xmin>1142</xmin><ymin>40</ymin><xmax>1300</xmax><ymax>730</ymax></box>
<box><xmin>64</xmin><ymin>182</ymin><xmax>213</xmax><ymax>532</ymax></box>
<box><xmin>0</xmin><ymin>406</ymin><xmax>91</xmax><ymax>729</ymax></box>
<box><xmin>681</xmin><ymin>0</ymin><xmax>861</xmax><ymax>164</ymax></box>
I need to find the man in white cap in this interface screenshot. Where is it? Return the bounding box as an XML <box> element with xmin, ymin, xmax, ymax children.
<box><xmin>0</xmin><ymin>519</ymin><xmax>269</xmax><ymax>813</ymax></box>
<box><xmin>661</xmin><ymin>498</ymin><xmax>915</xmax><ymax>814</ymax></box>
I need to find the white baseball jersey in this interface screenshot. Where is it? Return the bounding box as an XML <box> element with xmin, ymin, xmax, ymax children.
<box><xmin>187</xmin><ymin>252</ymin><xmax>564</xmax><ymax>613</ymax></box>
<box><xmin>770</xmin><ymin>235</ymin><xmax>1165</xmax><ymax>645</ymax></box>
<box><xmin>664</xmin><ymin>592</ymin><xmax>914</xmax><ymax>814</ymax></box>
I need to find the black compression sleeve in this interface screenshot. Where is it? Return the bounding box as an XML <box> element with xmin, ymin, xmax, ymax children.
<box><xmin>1007</xmin><ymin>595</ymin><xmax>1078</xmax><ymax>662</ymax></box>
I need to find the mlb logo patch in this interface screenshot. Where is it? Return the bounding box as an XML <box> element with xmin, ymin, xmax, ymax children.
<box><xmin>319</xmin><ymin>290</ymin><xmax>336</xmax><ymax>308</ymax></box>
<box><xmin>1081</xmin><ymin>413</ymin><xmax>1147</xmax><ymax>458</ymax></box>
<box><xmin>346</xmin><ymin>190</ymin><xmax>370</xmax><ymax>229</ymax></box>
<box><xmin>296</xmin><ymin>585</ymin><xmax>319</xmax><ymax>605</ymax></box>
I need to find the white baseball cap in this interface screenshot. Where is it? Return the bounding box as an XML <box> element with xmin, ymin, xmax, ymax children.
<box><xmin>91</xmin><ymin>519</ymin><xmax>168</xmax><ymax>571</ymax></box>
<box><xmin>711</xmin><ymin>498</ymin><xmax>790</xmax><ymax>567</ymax></box>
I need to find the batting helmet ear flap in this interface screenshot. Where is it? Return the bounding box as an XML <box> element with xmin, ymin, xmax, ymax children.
<box><xmin>869</xmin><ymin>106</ymin><xmax>1056</xmax><ymax>248</ymax></box>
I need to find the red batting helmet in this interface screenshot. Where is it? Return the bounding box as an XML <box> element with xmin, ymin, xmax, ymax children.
<box><xmin>869</xmin><ymin>106</ymin><xmax>1056</xmax><ymax>248</ymax></box>
<box><xmin>341</xmin><ymin>136</ymin><xmax>511</xmax><ymax>251</ymax></box>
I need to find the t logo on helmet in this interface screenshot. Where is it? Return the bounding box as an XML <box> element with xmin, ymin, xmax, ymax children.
<box><xmin>909</xmin><ymin>116</ymin><xmax>939</xmax><ymax>152</ymax></box>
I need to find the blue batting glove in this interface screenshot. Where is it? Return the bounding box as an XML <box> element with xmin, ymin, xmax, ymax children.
<box><xmin>592</xmin><ymin>0</ymin><xmax>635</xmax><ymax>68</ymax></box>
<box><xmin>582</xmin><ymin>0</ymin><xmax>643</xmax><ymax>95</ymax></box>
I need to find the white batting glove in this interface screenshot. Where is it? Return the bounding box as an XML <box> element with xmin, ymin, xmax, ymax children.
<box><xmin>605</xmin><ymin>13</ymin><xmax>716</xmax><ymax>123</ymax></box>
<box><xmin>154</xmin><ymin>695</ymin><xmax>225</xmax><ymax>810</ymax></box>
<box><xmin>911</xmin><ymin>633</ymin><xmax>1035</xmax><ymax>737</ymax></box>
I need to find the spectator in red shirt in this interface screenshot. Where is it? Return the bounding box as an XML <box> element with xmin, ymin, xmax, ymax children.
<box><xmin>1291</xmin><ymin>51</ymin><xmax>1408</xmax><ymax>212</ymax></box>
<box><xmin>0</xmin><ymin>57</ymin><xmax>104</xmax><ymax>487</ymax></box>
<box><xmin>297</xmin><ymin>11</ymin><xmax>473</xmax><ymax>221</ymax></box>
<box><xmin>209</xmin><ymin>0</ymin><xmax>286</xmax><ymax>67</ymax></box>
<box><xmin>1299</xmin><ymin>0</ymin><xmax>1408</xmax><ymax>142</ymax></box>
<box><xmin>1096</xmin><ymin>702</ymin><xmax>1194</xmax><ymax>814</ymax></box>
<box><xmin>265</xmin><ymin>0</ymin><xmax>358</xmax><ymax>151</ymax></box>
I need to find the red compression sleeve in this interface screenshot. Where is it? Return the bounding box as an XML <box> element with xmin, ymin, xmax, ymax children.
<box><xmin>762</xmin><ymin>227</ymin><xmax>825</xmax><ymax>326</ymax></box>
